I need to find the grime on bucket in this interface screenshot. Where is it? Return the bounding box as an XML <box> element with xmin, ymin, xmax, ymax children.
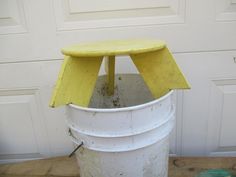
<box><xmin>50</xmin><ymin>39</ymin><xmax>190</xmax><ymax>108</ymax></box>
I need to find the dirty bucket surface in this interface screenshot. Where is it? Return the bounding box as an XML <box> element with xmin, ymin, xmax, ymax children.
<box><xmin>67</xmin><ymin>74</ymin><xmax>174</xmax><ymax>177</ymax></box>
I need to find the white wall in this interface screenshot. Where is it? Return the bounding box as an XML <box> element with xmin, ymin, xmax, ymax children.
<box><xmin>0</xmin><ymin>0</ymin><xmax>236</xmax><ymax>163</ymax></box>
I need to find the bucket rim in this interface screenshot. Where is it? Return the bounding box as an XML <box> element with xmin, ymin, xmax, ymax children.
<box><xmin>68</xmin><ymin>90</ymin><xmax>173</xmax><ymax>113</ymax></box>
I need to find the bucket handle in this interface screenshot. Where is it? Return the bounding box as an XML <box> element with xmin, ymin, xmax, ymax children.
<box><xmin>68</xmin><ymin>128</ymin><xmax>83</xmax><ymax>157</ymax></box>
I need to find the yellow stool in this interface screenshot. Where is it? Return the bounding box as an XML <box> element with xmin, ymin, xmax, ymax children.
<box><xmin>50</xmin><ymin>39</ymin><xmax>190</xmax><ymax>107</ymax></box>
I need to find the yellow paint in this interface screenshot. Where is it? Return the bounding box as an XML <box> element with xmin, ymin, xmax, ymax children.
<box><xmin>61</xmin><ymin>39</ymin><xmax>166</xmax><ymax>57</ymax></box>
<box><xmin>50</xmin><ymin>39</ymin><xmax>190</xmax><ymax>107</ymax></box>
<box><xmin>49</xmin><ymin>56</ymin><xmax>103</xmax><ymax>107</ymax></box>
<box><xmin>105</xmin><ymin>56</ymin><xmax>115</xmax><ymax>95</ymax></box>
<box><xmin>131</xmin><ymin>47</ymin><xmax>190</xmax><ymax>99</ymax></box>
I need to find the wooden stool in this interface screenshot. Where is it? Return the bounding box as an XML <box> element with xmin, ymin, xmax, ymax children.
<box><xmin>50</xmin><ymin>39</ymin><xmax>190</xmax><ymax>107</ymax></box>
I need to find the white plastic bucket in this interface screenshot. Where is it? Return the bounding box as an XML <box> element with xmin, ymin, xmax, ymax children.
<box><xmin>66</xmin><ymin>74</ymin><xmax>175</xmax><ymax>177</ymax></box>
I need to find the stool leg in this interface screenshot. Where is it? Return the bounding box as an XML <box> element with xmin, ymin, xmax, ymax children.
<box><xmin>105</xmin><ymin>56</ymin><xmax>115</xmax><ymax>95</ymax></box>
<box><xmin>49</xmin><ymin>56</ymin><xmax>103</xmax><ymax>107</ymax></box>
<box><xmin>131</xmin><ymin>47</ymin><xmax>190</xmax><ymax>99</ymax></box>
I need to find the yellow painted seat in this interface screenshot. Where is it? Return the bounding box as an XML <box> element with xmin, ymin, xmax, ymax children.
<box><xmin>50</xmin><ymin>39</ymin><xmax>190</xmax><ymax>107</ymax></box>
<box><xmin>61</xmin><ymin>39</ymin><xmax>166</xmax><ymax>57</ymax></box>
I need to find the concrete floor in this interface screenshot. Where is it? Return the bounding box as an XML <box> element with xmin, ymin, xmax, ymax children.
<box><xmin>0</xmin><ymin>156</ymin><xmax>236</xmax><ymax>177</ymax></box>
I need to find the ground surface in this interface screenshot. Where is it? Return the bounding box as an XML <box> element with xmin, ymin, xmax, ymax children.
<box><xmin>0</xmin><ymin>156</ymin><xmax>236</xmax><ymax>177</ymax></box>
